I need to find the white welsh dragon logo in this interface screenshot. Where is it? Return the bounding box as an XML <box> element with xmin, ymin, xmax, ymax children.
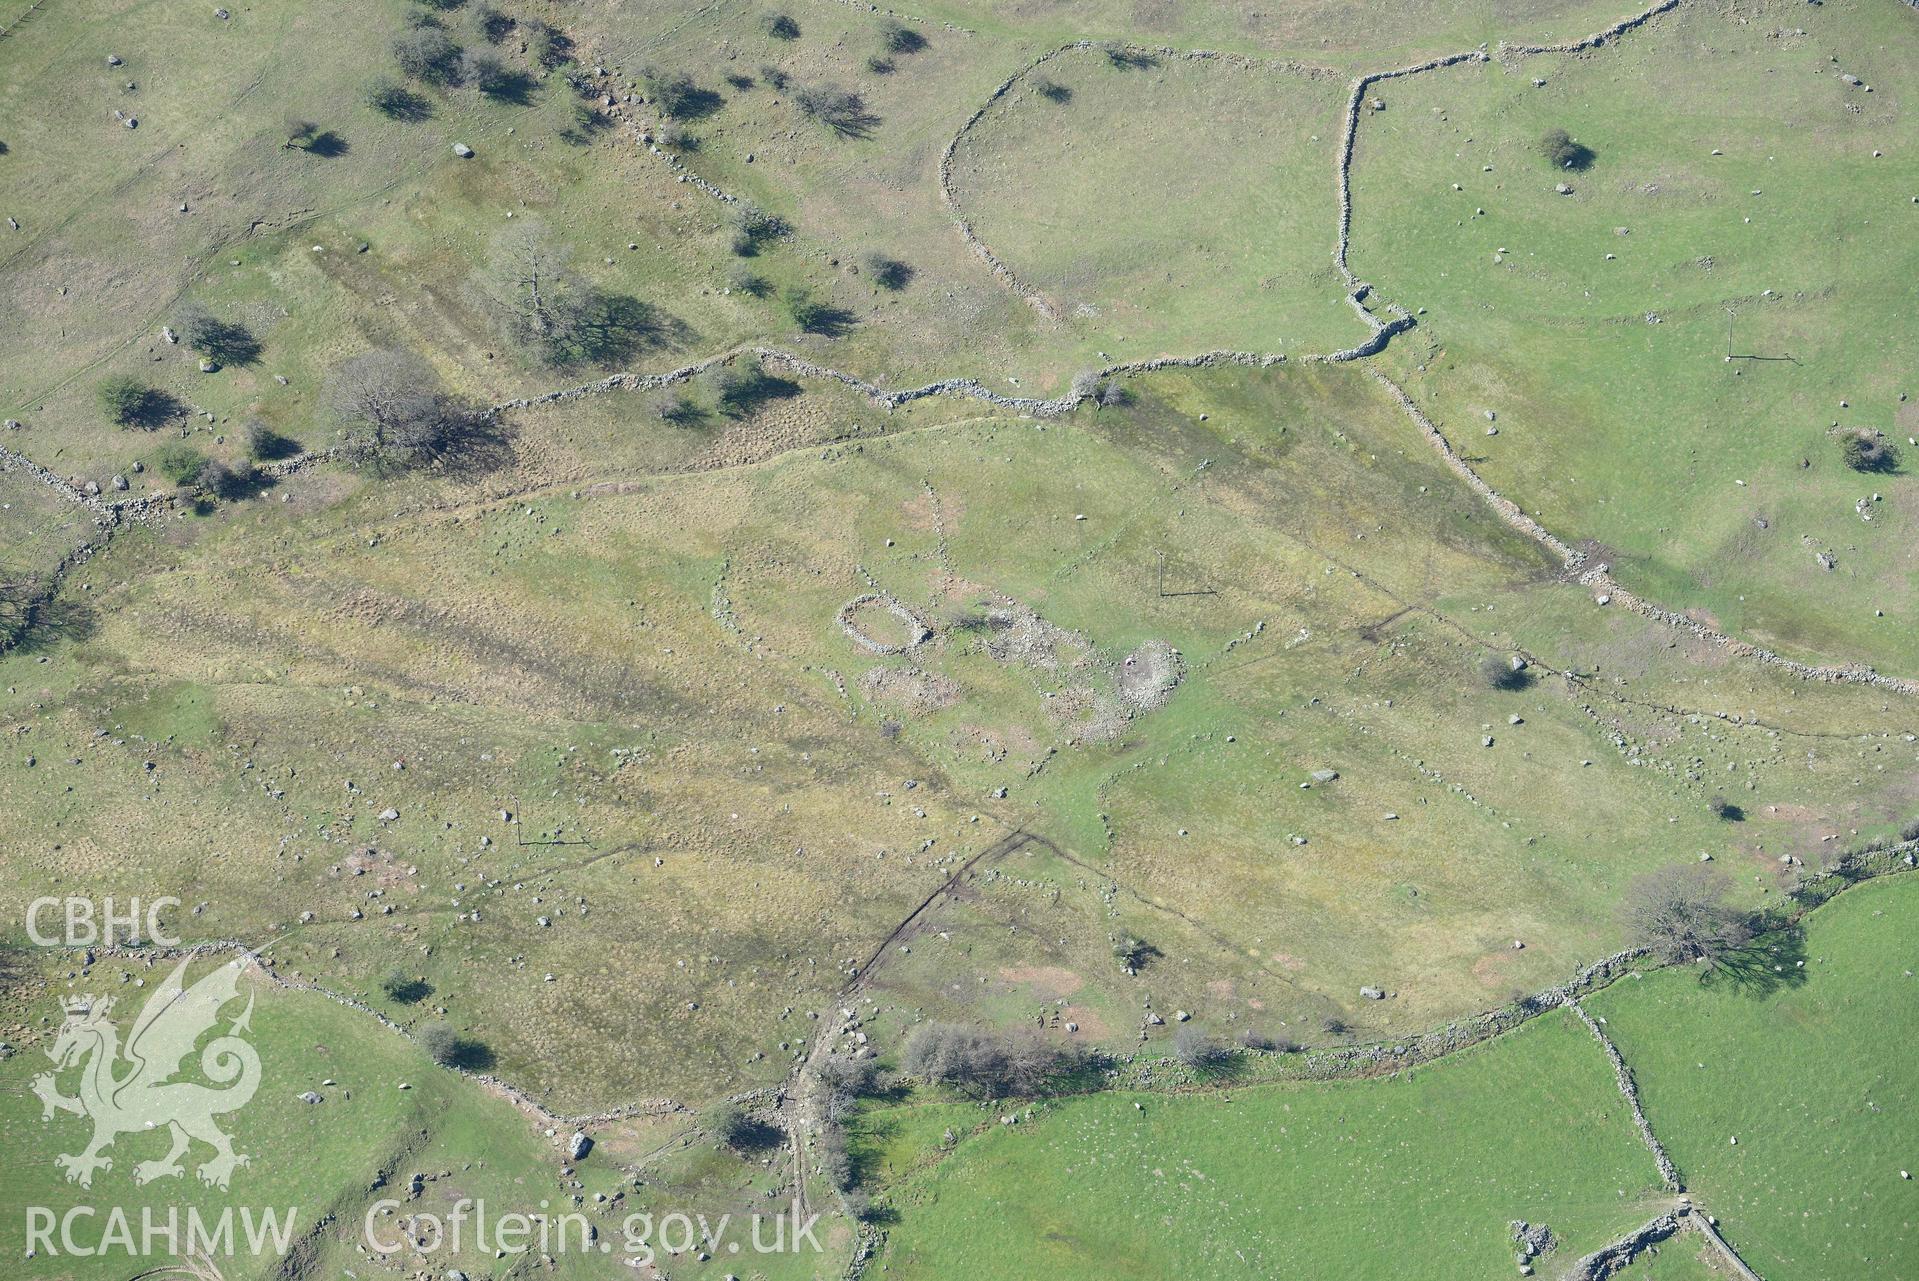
<box><xmin>31</xmin><ymin>956</ymin><xmax>262</xmax><ymax>1189</ymax></box>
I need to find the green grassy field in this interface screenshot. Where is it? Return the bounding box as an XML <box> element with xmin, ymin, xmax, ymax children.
<box><xmin>1352</xmin><ymin>0</ymin><xmax>1919</xmax><ymax>674</ymax></box>
<box><xmin>5</xmin><ymin>0</ymin><xmax>1918</xmax><ymax>1275</ymax></box>
<box><xmin>1587</xmin><ymin>873</ymin><xmax>1919</xmax><ymax>1280</ymax></box>
<box><xmin>858</xmin><ymin>1008</ymin><xmax>1671</xmax><ymax>1279</ymax></box>
<box><xmin>8</xmin><ymin>358</ymin><xmax>1909</xmax><ymax>1120</ymax></box>
<box><xmin>0</xmin><ymin>948</ymin><xmax>855</xmax><ymax>1280</ymax></box>
<box><xmin>0</xmin><ymin>955</ymin><xmax>602</xmax><ymax>1281</ymax></box>
<box><xmin>858</xmin><ymin>871</ymin><xmax>1919</xmax><ymax>1280</ymax></box>
<box><xmin>945</xmin><ymin>45</ymin><xmax>1363</xmax><ymax>355</ymax></box>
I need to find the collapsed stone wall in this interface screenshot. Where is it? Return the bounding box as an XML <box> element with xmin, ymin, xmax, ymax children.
<box><xmin>1572</xmin><ymin>1002</ymin><xmax>1683</xmax><ymax>1190</ymax></box>
<box><xmin>1290</xmin><ymin>946</ymin><xmax>1646</xmax><ymax>1081</ymax></box>
<box><xmin>0</xmin><ymin>443</ymin><xmax>127</xmax><ymax>524</ymax></box>
<box><xmin>935</xmin><ymin>42</ymin><xmax>1087</xmax><ymax>321</ymax></box>
<box><xmin>1565</xmin><ymin>1213</ymin><xmax>1681</xmax><ymax>1281</ymax></box>
<box><xmin>1503</xmin><ymin>0</ymin><xmax>1684</xmax><ymax>57</ymax></box>
<box><xmin>1371</xmin><ymin>368</ymin><xmax>1919</xmax><ymax>695</ymax></box>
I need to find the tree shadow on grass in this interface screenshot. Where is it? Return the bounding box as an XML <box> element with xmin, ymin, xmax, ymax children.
<box><xmin>304</xmin><ymin>131</ymin><xmax>350</xmax><ymax>158</ymax></box>
<box><xmin>191</xmin><ymin>318</ymin><xmax>263</xmax><ymax>367</ymax></box>
<box><xmin>549</xmin><ymin>293</ymin><xmax>692</xmax><ymax>369</ymax></box>
<box><xmin>479</xmin><ymin>69</ymin><xmax>539</xmax><ymax>106</ymax></box>
<box><xmin>446</xmin><ymin>1038</ymin><xmax>496</xmax><ymax>1071</ymax></box>
<box><xmin>384</xmin><ymin>977</ymin><xmax>434</xmax><ymax>1005</ymax></box>
<box><xmin>793</xmin><ymin>301</ymin><xmax>858</xmax><ymax>339</ymax></box>
<box><xmin>677</xmin><ymin>87</ymin><xmax>726</xmax><ymax>120</ymax></box>
<box><xmin>120</xmin><ymin>388</ymin><xmax>187</xmax><ymax>430</ymax></box>
<box><xmin>559</xmin><ymin>103</ymin><xmax>611</xmax><ymax>146</ymax></box>
<box><xmin>714</xmin><ymin>368</ymin><xmax>802</xmax><ymax>418</ymax></box>
<box><xmin>822</xmin><ymin>102</ymin><xmax>880</xmax><ymax>139</ymax></box>
<box><xmin>796</xmin><ymin>87</ymin><xmax>881</xmax><ymax>139</ymax></box>
<box><xmin>373</xmin><ymin>86</ymin><xmax>434</xmax><ymax>122</ymax></box>
<box><xmin>10</xmin><ymin>596</ymin><xmax>99</xmax><ymax>655</ymax></box>
<box><xmin>427</xmin><ymin>405</ymin><xmax>519</xmax><ymax>481</ymax></box>
<box><xmin>733</xmin><ymin>1116</ymin><xmax>786</xmax><ymax>1151</ymax></box>
<box><xmin>1702</xmin><ymin>925</ymin><xmax>1808</xmax><ymax>998</ymax></box>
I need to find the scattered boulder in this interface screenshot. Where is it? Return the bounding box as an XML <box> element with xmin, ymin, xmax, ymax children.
<box><xmin>453</xmin><ymin>143</ymin><xmax>473</xmax><ymax>158</ymax></box>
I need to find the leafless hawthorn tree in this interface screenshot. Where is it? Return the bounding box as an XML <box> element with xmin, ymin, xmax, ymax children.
<box><xmin>325</xmin><ymin>349</ymin><xmax>484</xmax><ymax>466</ymax></box>
<box><xmin>1623</xmin><ymin>864</ymin><xmax>1754</xmax><ymax>967</ymax></box>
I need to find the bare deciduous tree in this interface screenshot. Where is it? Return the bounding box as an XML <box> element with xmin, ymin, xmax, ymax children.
<box><xmin>792</xmin><ymin>83</ymin><xmax>878</xmax><ymax>138</ymax></box>
<box><xmin>325</xmin><ymin>349</ymin><xmax>482</xmax><ymax>464</ymax></box>
<box><xmin>478</xmin><ymin>219</ymin><xmax>583</xmax><ymax>349</ymax></box>
<box><xmin>1623</xmin><ymin>864</ymin><xmax>1754</xmax><ymax>967</ymax></box>
<box><xmin>473</xmin><ymin>220</ymin><xmax>671</xmax><ymax>367</ymax></box>
<box><xmin>1172</xmin><ymin>1023</ymin><xmax>1224</xmax><ymax>1070</ymax></box>
<box><xmin>393</xmin><ymin>28</ymin><xmax>465</xmax><ymax>85</ymax></box>
<box><xmin>901</xmin><ymin>1022</ymin><xmax>1084</xmax><ymax>1097</ymax></box>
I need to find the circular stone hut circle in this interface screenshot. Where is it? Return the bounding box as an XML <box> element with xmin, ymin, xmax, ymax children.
<box><xmin>838</xmin><ymin>593</ymin><xmax>934</xmax><ymax>654</ymax></box>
